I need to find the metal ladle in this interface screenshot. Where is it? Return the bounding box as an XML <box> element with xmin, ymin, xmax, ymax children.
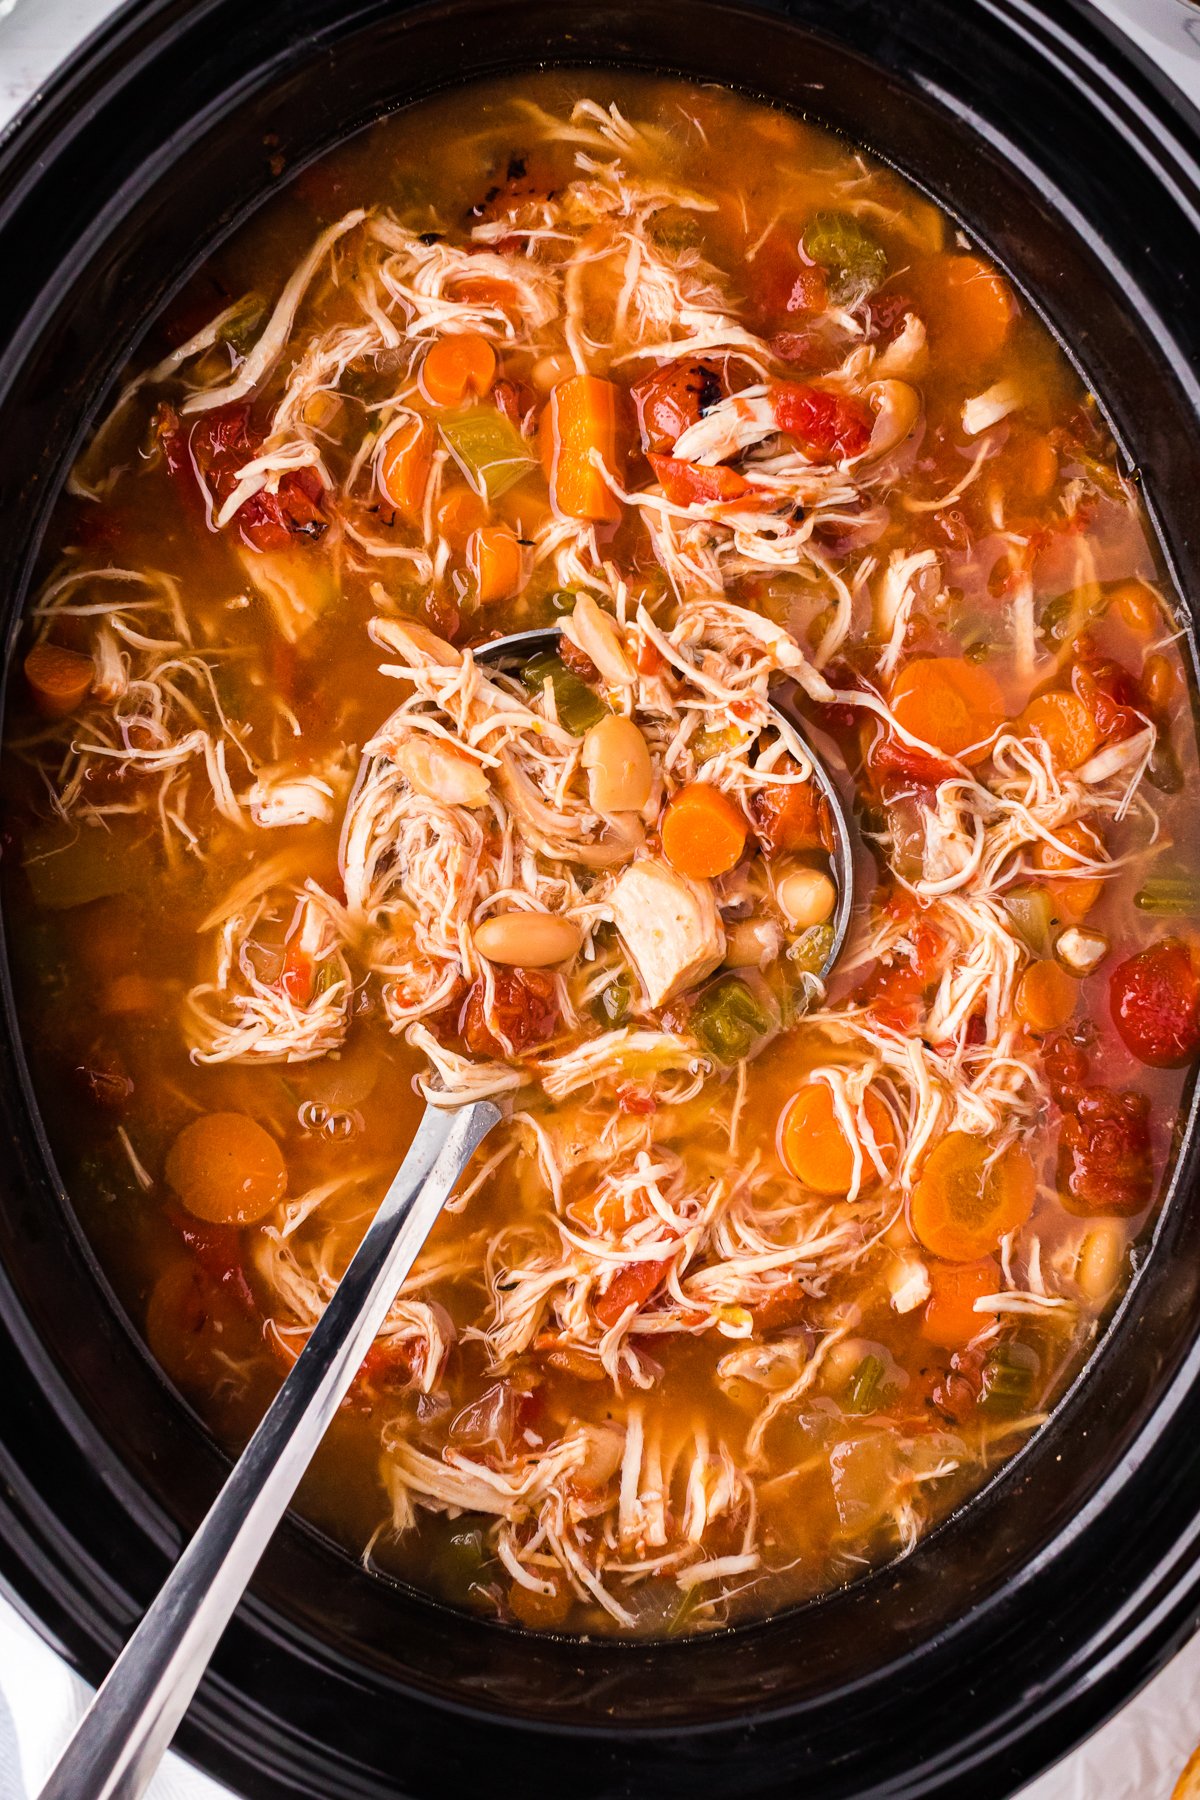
<box><xmin>39</xmin><ymin>621</ymin><xmax>854</xmax><ymax>1798</ymax></box>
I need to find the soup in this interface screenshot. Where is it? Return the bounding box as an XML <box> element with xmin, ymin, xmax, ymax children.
<box><xmin>5</xmin><ymin>70</ymin><xmax>1199</xmax><ymax>1638</ymax></box>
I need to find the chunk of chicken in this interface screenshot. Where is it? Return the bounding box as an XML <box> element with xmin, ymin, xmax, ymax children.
<box><xmin>610</xmin><ymin>858</ymin><xmax>725</xmax><ymax>1006</ymax></box>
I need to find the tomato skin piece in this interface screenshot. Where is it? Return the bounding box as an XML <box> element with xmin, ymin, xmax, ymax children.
<box><xmin>1058</xmin><ymin>1086</ymin><xmax>1154</xmax><ymax>1216</ymax></box>
<box><xmin>460</xmin><ymin>965</ymin><xmax>559</xmax><ymax>1057</ymax></box>
<box><xmin>632</xmin><ymin>360</ymin><xmax>722</xmax><ymax>454</ymax></box>
<box><xmin>647</xmin><ymin>453</ymin><xmax>753</xmax><ymax>506</ymax></box>
<box><xmin>1110</xmin><ymin>939</ymin><xmax>1200</xmax><ymax>1068</ymax></box>
<box><xmin>771</xmin><ymin>381</ymin><xmax>873</xmax><ymax>462</ymax></box>
<box><xmin>165</xmin><ymin>1200</ymin><xmax>256</xmax><ymax>1314</ymax></box>
<box><xmin>868</xmin><ymin>734</ymin><xmax>960</xmax><ymax>788</ymax></box>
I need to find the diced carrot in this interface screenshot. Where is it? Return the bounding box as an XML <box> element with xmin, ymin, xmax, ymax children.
<box><xmin>436</xmin><ymin>485</ymin><xmax>489</xmax><ymax>547</ymax></box>
<box><xmin>1107</xmin><ymin>578</ymin><xmax>1160</xmax><ymax>639</ymax></box>
<box><xmin>922</xmin><ymin>1258</ymin><xmax>998</xmax><ymax>1348</ymax></box>
<box><xmin>469</xmin><ymin>524</ymin><xmax>524</xmax><ymax>603</ymax></box>
<box><xmin>1034</xmin><ymin>820</ymin><xmax>1104</xmax><ymax>920</ymax></box>
<box><xmin>419</xmin><ymin>332</ymin><xmax>497</xmax><ymax>409</ymax></box>
<box><xmin>910</xmin><ymin>1134</ymin><xmax>1035</xmax><ymax>1262</ymax></box>
<box><xmin>165</xmin><ymin>1112</ymin><xmax>287</xmax><ymax>1226</ymax></box>
<box><xmin>378</xmin><ymin>417</ymin><xmax>434</xmax><ymax>519</ymax></box>
<box><xmin>546</xmin><ymin>374</ymin><xmax>622</xmax><ymax>524</ymax></box>
<box><xmin>1016</xmin><ymin>959</ymin><xmax>1077</xmax><ymax>1033</ymax></box>
<box><xmin>889</xmin><ymin>657</ymin><xmax>1007</xmax><ymax>764</ymax></box>
<box><xmin>24</xmin><ymin>642</ymin><xmax>94</xmax><ymax>718</ymax></box>
<box><xmin>778</xmin><ymin>1083</ymin><xmax>898</xmax><ymax>1197</ymax></box>
<box><xmin>454</xmin><ymin>275</ymin><xmax>517</xmax><ymax>310</ymax></box>
<box><xmin>1018</xmin><ymin>690</ymin><xmax>1099</xmax><ymax>771</ymax></box>
<box><xmin>660</xmin><ymin>781</ymin><xmax>747</xmax><ymax>879</ymax></box>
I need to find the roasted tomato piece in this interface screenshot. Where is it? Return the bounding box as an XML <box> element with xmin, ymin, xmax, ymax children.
<box><xmin>1110</xmin><ymin>939</ymin><xmax>1200</xmax><ymax>1067</ymax></box>
<box><xmin>160</xmin><ymin>401</ymin><xmax>326</xmax><ymax>551</ymax></box>
<box><xmin>868</xmin><ymin>734</ymin><xmax>959</xmax><ymax>788</ymax></box>
<box><xmin>1058</xmin><ymin>1086</ymin><xmax>1154</xmax><ymax>1216</ymax></box>
<box><xmin>647</xmin><ymin>453</ymin><xmax>753</xmax><ymax>507</ymax></box>
<box><xmin>74</xmin><ymin>1042</ymin><xmax>134</xmax><ymax>1112</ymax></box>
<box><xmin>771</xmin><ymin>381</ymin><xmax>873</xmax><ymax>463</ymax></box>
<box><xmin>165</xmin><ymin>1200</ymin><xmax>256</xmax><ymax>1314</ymax></box>
<box><xmin>1043</xmin><ymin>1029</ymin><xmax>1092</xmax><ymax>1108</ymax></box>
<box><xmin>469</xmin><ymin>151</ymin><xmax>556</xmax><ymax>224</ymax></box>
<box><xmin>461</xmin><ymin>965</ymin><xmax>560</xmax><ymax>1057</ymax></box>
<box><xmin>1071</xmin><ymin>658</ymin><xmax>1144</xmax><ymax>746</ymax></box>
<box><xmin>748</xmin><ymin>768</ymin><xmax>829</xmax><ymax>853</ymax></box>
<box><xmin>594</xmin><ymin>1255</ymin><xmax>674</xmax><ymax>1328</ymax></box>
<box><xmin>632</xmin><ymin>359</ymin><xmax>722</xmax><ymax>454</ymax></box>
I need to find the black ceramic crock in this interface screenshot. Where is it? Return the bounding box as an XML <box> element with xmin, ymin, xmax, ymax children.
<box><xmin>2</xmin><ymin>1</ymin><xmax>1200</xmax><ymax>1795</ymax></box>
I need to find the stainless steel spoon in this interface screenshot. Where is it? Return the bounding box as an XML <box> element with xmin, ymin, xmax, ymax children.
<box><xmin>478</xmin><ymin>625</ymin><xmax>856</xmax><ymax>980</ymax></box>
<box><xmin>39</xmin><ymin>1096</ymin><xmax>502</xmax><ymax>1800</ymax></box>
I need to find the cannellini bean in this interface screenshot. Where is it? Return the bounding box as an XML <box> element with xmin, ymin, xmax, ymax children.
<box><xmin>531</xmin><ymin>351</ymin><xmax>575</xmax><ymax>393</ymax></box>
<box><xmin>863</xmin><ymin>379</ymin><xmax>922</xmax><ymax>458</ymax></box>
<box><xmin>723</xmin><ymin>917</ymin><xmax>784</xmax><ymax>969</ymax></box>
<box><xmin>1078</xmin><ymin>1225</ymin><xmax>1125</xmax><ymax>1301</ymax></box>
<box><xmin>1055</xmin><ymin>926</ymin><xmax>1109</xmax><ymax>975</ymax></box>
<box><xmin>581</xmin><ymin>713</ymin><xmax>652</xmax><ymax>812</ymax></box>
<box><xmin>474</xmin><ymin>911</ymin><xmax>582</xmax><ymax>967</ymax></box>
<box><xmin>393</xmin><ymin>735</ymin><xmax>491</xmax><ymax>808</ymax></box>
<box><xmin>776</xmin><ymin>865</ymin><xmax>837</xmax><ymax>928</ymax></box>
<box><xmin>564</xmin><ymin>593</ymin><xmax>635</xmax><ymax>687</ymax></box>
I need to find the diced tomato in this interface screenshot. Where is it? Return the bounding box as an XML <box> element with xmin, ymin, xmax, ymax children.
<box><xmin>165</xmin><ymin>1200</ymin><xmax>256</xmax><ymax>1314</ymax></box>
<box><xmin>1043</xmin><ymin>1030</ymin><xmax>1092</xmax><ymax>1108</ymax></box>
<box><xmin>749</xmin><ymin>1281</ymin><xmax>812</xmax><ymax>1334</ymax></box>
<box><xmin>616</xmin><ymin>1084</ymin><xmax>658</xmax><ymax>1116</ymax></box>
<box><xmin>862</xmin><ymin>960</ymin><xmax>928</xmax><ymax>1032</ymax></box>
<box><xmin>1058</xmin><ymin>1085</ymin><xmax>1154</xmax><ymax>1216</ymax></box>
<box><xmin>160</xmin><ymin>401</ymin><xmax>326</xmax><ymax>551</ymax></box>
<box><xmin>1111</xmin><ymin>939</ymin><xmax>1200</xmax><ymax>1068</ymax></box>
<box><xmin>356</xmin><ymin>1336</ymin><xmax>422</xmax><ymax>1395</ymax></box>
<box><xmin>930</xmin><ymin>1346</ymin><xmax>987</xmax><ymax>1424</ymax></box>
<box><xmin>647</xmin><ymin>453</ymin><xmax>755</xmax><ymax>507</ymax></box>
<box><xmin>492</xmin><ymin>377</ymin><xmax>536</xmax><ymax>431</ymax></box>
<box><xmin>594</xmin><ymin>1256</ymin><xmax>674</xmax><ymax>1328</ymax></box>
<box><xmin>280</xmin><ymin>944</ymin><xmax>315</xmax><ymax>1007</ymax></box>
<box><xmin>748</xmin><ymin>770</ymin><xmax>829</xmax><ymax>854</ymax></box>
<box><xmin>461</xmin><ymin>966</ymin><xmax>559</xmax><ymax>1057</ymax></box>
<box><xmin>869</xmin><ymin>734</ymin><xmax>959</xmax><ymax>788</ymax></box>
<box><xmin>771</xmin><ymin>381</ymin><xmax>873</xmax><ymax>463</ymax></box>
<box><xmin>769</xmin><ymin>329</ymin><xmax>828</xmax><ymax>370</ymax></box>
<box><xmin>558</xmin><ymin>637</ymin><xmax>600</xmax><ymax>680</ymax></box>
<box><xmin>1071</xmin><ymin>658</ymin><xmax>1144</xmax><ymax>746</ymax></box>
<box><xmin>637</xmin><ymin>638</ymin><xmax>666</xmax><ymax>677</ymax></box>
<box><xmin>468</xmin><ymin>151</ymin><xmax>557</xmax><ymax>223</ymax></box>
<box><xmin>631</xmin><ymin>360</ymin><xmax>722</xmax><ymax>454</ymax></box>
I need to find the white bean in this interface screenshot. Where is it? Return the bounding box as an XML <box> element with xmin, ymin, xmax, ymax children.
<box><xmin>723</xmin><ymin>917</ymin><xmax>783</xmax><ymax>969</ymax></box>
<box><xmin>1078</xmin><ymin>1225</ymin><xmax>1125</xmax><ymax>1302</ymax></box>
<box><xmin>474</xmin><ymin>912</ymin><xmax>581</xmax><ymax>968</ymax></box>
<box><xmin>581</xmin><ymin>714</ymin><xmax>652</xmax><ymax>813</ymax></box>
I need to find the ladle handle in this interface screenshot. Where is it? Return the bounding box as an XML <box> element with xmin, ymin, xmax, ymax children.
<box><xmin>39</xmin><ymin>1097</ymin><xmax>502</xmax><ymax>1800</ymax></box>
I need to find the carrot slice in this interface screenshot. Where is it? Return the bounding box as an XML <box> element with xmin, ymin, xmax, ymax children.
<box><xmin>922</xmin><ymin>253</ymin><xmax>1016</xmax><ymax>365</ymax></box>
<box><xmin>24</xmin><ymin>642</ymin><xmax>94</xmax><ymax>718</ymax></box>
<box><xmin>1019</xmin><ymin>690</ymin><xmax>1099</xmax><ymax>771</ymax></box>
<box><xmin>546</xmin><ymin>374</ymin><xmax>621</xmax><ymax>524</ymax></box>
<box><xmin>469</xmin><ymin>524</ymin><xmax>524</xmax><ymax>603</ymax></box>
<box><xmin>922</xmin><ymin>1258</ymin><xmax>998</xmax><ymax>1348</ymax></box>
<box><xmin>889</xmin><ymin>657</ymin><xmax>1006</xmax><ymax>764</ymax></box>
<box><xmin>779</xmin><ymin>1083</ymin><xmax>898</xmax><ymax>1197</ymax></box>
<box><xmin>660</xmin><ymin>782</ymin><xmax>747</xmax><ymax>879</ymax></box>
<box><xmin>378</xmin><ymin>417</ymin><xmax>434</xmax><ymax>519</ymax></box>
<box><xmin>1034</xmin><ymin>820</ymin><xmax>1104</xmax><ymax>920</ymax></box>
<box><xmin>910</xmin><ymin>1134</ymin><xmax>1035</xmax><ymax>1262</ymax></box>
<box><xmin>1016</xmin><ymin>958</ymin><xmax>1077</xmax><ymax>1033</ymax></box>
<box><xmin>165</xmin><ymin>1112</ymin><xmax>287</xmax><ymax>1226</ymax></box>
<box><xmin>436</xmin><ymin>485</ymin><xmax>489</xmax><ymax>547</ymax></box>
<box><xmin>419</xmin><ymin>332</ymin><xmax>497</xmax><ymax>409</ymax></box>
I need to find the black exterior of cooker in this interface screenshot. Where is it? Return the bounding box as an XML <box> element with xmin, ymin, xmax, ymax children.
<box><xmin>2</xmin><ymin>2</ymin><xmax>1200</xmax><ymax>1795</ymax></box>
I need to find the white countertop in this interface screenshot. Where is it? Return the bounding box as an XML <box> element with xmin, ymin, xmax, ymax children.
<box><xmin>1</xmin><ymin>1</ymin><xmax>1199</xmax><ymax>1796</ymax></box>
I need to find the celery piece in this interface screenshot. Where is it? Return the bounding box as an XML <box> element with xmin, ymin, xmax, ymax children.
<box><xmin>690</xmin><ymin>976</ymin><xmax>771</xmax><ymax>1063</ymax></box>
<box><xmin>979</xmin><ymin>1340</ymin><xmax>1040</xmax><ymax>1414</ymax></box>
<box><xmin>593</xmin><ymin>974</ymin><xmax>633</xmax><ymax>1027</ymax></box>
<box><xmin>1135</xmin><ymin>874</ymin><xmax>1200</xmax><ymax>915</ymax></box>
<box><xmin>439</xmin><ymin>405</ymin><xmax>536</xmax><ymax>502</ymax></box>
<box><xmin>789</xmin><ymin>923</ymin><xmax>835</xmax><ymax>978</ymax></box>
<box><xmin>802</xmin><ymin>211</ymin><xmax>887</xmax><ymax>304</ymax></box>
<box><xmin>844</xmin><ymin>1354</ymin><xmax>886</xmax><ymax>1415</ymax></box>
<box><xmin>1002</xmin><ymin>886</ymin><xmax>1055</xmax><ymax>958</ymax></box>
<box><xmin>521</xmin><ymin>651</ymin><xmax>607</xmax><ymax>735</ymax></box>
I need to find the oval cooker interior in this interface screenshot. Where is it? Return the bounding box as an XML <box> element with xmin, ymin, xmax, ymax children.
<box><xmin>2</xmin><ymin>1</ymin><xmax>1200</xmax><ymax>1796</ymax></box>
